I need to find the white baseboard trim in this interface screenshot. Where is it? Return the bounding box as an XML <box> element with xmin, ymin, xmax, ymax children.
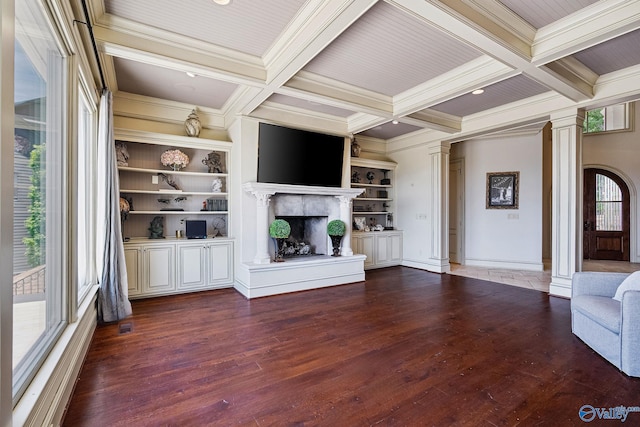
<box><xmin>14</xmin><ymin>286</ymin><xmax>98</xmax><ymax>426</ymax></box>
<box><xmin>402</xmin><ymin>259</ymin><xmax>450</xmax><ymax>274</ymax></box>
<box><xmin>550</xmin><ymin>276</ymin><xmax>573</xmax><ymax>298</ymax></box>
<box><xmin>464</xmin><ymin>258</ymin><xmax>544</xmax><ymax>271</ymax></box>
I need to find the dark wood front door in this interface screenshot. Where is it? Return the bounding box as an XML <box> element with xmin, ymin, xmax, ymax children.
<box><xmin>583</xmin><ymin>168</ymin><xmax>630</xmax><ymax>261</ymax></box>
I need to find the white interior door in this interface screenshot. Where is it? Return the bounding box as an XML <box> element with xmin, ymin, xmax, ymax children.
<box><xmin>449</xmin><ymin>159</ymin><xmax>464</xmax><ymax>264</ymax></box>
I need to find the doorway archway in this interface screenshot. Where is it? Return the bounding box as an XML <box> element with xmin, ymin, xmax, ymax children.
<box><xmin>583</xmin><ymin>168</ymin><xmax>630</xmax><ymax>261</ymax></box>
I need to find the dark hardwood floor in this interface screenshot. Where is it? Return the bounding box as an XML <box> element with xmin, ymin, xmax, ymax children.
<box><xmin>62</xmin><ymin>267</ymin><xmax>640</xmax><ymax>426</ymax></box>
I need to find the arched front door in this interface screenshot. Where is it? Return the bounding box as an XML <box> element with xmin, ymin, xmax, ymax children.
<box><xmin>583</xmin><ymin>168</ymin><xmax>630</xmax><ymax>261</ymax></box>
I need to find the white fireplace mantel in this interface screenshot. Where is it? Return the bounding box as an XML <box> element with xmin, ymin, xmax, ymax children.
<box><xmin>242</xmin><ymin>182</ymin><xmax>364</xmax><ymax>199</ymax></box>
<box><xmin>238</xmin><ymin>182</ymin><xmax>366</xmax><ymax>299</ymax></box>
<box><xmin>243</xmin><ymin>182</ymin><xmax>364</xmax><ymax>264</ymax></box>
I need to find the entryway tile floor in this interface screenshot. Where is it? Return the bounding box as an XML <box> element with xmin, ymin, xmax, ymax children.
<box><xmin>449</xmin><ymin>260</ymin><xmax>640</xmax><ymax>293</ymax></box>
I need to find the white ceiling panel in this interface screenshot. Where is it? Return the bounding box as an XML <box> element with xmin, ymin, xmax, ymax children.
<box><xmin>302</xmin><ymin>1</ymin><xmax>482</xmax><ymax>96</ymax></box>
<box><xmin>573</xmin><ymin>29</ymin><xmax>640</xmax><ymax>75</ymax></box>
<box><xmin>359</xmin><ymin>121</ymin><xmax>423</xmax><ymax>140</ymax></box>
<box><xmin>105</xmin><ymin>0</ymin><xmax>307</xmax><ymax>56</ymax></box>
<box><xmin>114</xmin><ymin>58</ymin><xmax>238</xmax><ymax>109</ymax></box>
<box><xmin>498</xmin><ymin>0</ymin><xmax>599</xmax><ymax>29</ymax></box>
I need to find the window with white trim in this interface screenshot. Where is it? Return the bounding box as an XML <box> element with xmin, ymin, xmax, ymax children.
<box><xmin>77</xmin><ymin>81</ymin><xmax>97</xmax><ymax>304</ymax></box>
<box><xmin>13</xmin><ymin>0</ymin><xmax>67</xmax><ymax>402</ymax></box>
<box><xmin>583</xmin><ymin>102</ymin><xmax>632</xmax><ymax>134</ymax></box>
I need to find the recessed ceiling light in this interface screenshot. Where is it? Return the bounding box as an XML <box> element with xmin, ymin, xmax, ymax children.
<box><xmin>472</xmin><ymin>89</ymin><xmax>484</xmax><ymax>95</ymax></box>
<box><xmin>186</xmin><ymin>71</ymin><xmax>196</xmax><ymax>78</ymax></box>
<box><xmin>392</xmin><ymin>119</ymin><xmax>399</xmax><ymax>125</ymax></box>
<box><xmin>213</xmin><ymin>0</ymin><xmax>231</xmax><ymax>4</ymax></box>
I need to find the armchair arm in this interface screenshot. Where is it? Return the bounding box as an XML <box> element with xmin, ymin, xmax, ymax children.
<box><xmin>571</xmin><ymin>272</ymin><xmax>629</xmax><ymax>298</ymax></box>
<box><xmin>620</xmin><ymin>290</ymin><xmax>640</xmax><ymax>377</ymax></box>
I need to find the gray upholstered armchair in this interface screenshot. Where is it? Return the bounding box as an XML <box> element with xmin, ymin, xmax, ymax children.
<box><xmin>571</xmin><ymin>271</ymin><xmax>640</xmax><ymax>377</ymax></box>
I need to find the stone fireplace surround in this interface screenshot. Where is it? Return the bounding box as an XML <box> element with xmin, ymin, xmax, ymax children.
<box><xmin>238</xmin><ymin>182</ymin><xmax>366</xmax><ymax>298</ymax></box>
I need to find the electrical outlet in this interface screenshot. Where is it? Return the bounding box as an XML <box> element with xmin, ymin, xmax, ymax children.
<box><xmin>152</xmin><ymin>175</ymin><xmax>159</xmax><ymax>184</ymax></box>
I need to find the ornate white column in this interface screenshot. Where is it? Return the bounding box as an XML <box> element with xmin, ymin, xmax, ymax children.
<box><xmin>336</xmin><ymin>195</ymin><xmax>356</xmax><ymax>256</ymax></box>
<box><xmin>428</xmin><ymin>141</ymin><xmax>451</xmax><ymax>273</ymax></box>
<box><xmin>251</xmin><ymin>191</ymin><xmax>274</xmax><ymax>264</ymax></box>
<box><xmin>550</xmin><ymin>108</ymin><xmax>584</xmax><ymax>298</ymax></box>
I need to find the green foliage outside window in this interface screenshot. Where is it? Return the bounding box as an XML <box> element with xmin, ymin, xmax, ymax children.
<box><xmin>23</xmin><ymin>144</ymin><xmax>45</xmax><ymax>267</ymax></box>
<box><xmin>584</xmin><ymin>108</ymin><xmax>605</xmax><ymax>133</ymax></box>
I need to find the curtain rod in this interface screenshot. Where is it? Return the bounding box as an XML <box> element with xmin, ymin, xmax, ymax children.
<box><xmin>78</xmin><ymin>0</ymin><xmax>107</xmax><ymax>92</ymax></box>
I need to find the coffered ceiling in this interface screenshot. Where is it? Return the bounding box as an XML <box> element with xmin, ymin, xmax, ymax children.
<box><xmin>83</xmin><ymin>0</ymin><xmax>640</xmax><ymax>142</ymax></box>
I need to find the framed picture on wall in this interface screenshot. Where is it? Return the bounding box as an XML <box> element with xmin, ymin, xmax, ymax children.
<box><xmin>486</xmin><ymin>171</ymin><xmax>519</xmax><ymax>209</ymax></box>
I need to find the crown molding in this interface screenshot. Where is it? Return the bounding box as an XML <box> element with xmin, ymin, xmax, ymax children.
<box><xmin>249</xmin><ymin>101</ymin><xmax>349</xmax><ymax>136</ymax></box>
<box><xmin>589</xmin><ymin>64</ymin><xmax>640</xmax><ymax>107</ymax></box>
<box><xmin>113</xmin><ymin>91</ymin><xmax>226</xmax><ymax>128</ymax></box>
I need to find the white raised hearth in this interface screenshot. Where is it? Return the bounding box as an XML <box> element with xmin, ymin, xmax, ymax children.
<box><xmin>239</xmin><ymin>182</ymin><xmax>366</xmax><ymax>299</ymax></box>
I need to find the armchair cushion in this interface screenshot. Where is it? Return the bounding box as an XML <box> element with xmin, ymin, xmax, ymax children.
<box><xmin>572</xmin><ymin>295</ymin><xmax>621</xmax><ymax>333</ymax></box>
<box><xmin>613</xmin><ymin>271</ymin><xmax>640</xmax><ymax>302</ymax></box>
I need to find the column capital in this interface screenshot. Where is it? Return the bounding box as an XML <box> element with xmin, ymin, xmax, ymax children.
<box><xmin>427</xmin><ymin>140</ymin><xmax>451</xmax><ymax>155</ymax></box>
<box><xmin>551</xmin><ymin>107</ymin><xmax>585</xmax><ymax>128</ymax></box>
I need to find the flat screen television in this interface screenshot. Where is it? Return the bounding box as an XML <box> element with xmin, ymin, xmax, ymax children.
<box><xmin>257</xmin><ymin>123</ymin><xmax>344</xmax><ymax>187</ymax></box>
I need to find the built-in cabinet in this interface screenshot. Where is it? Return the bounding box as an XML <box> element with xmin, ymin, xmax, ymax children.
<box><xmin>177</xmin><ymin>240</ymin><xmax>234</xmax><ymax>291</ymax></box>
<box><xmin>352</xmin><ymin>230</ymin><xmax>402</xmax><ymax>269</ymax></box>
<box><xmin>350</xmin><ymin>157</ymin><xmax>402</xmax><ymax>269</ymax></box>
<box><xmin>116</xmin><ymin>129</ymin><xmax>234</xmax><ymax>299</ymax></box>
<box><xmin>125</xmin><ymin>238</ymin><xmax>234</xmax><ymax>299</ymax></box>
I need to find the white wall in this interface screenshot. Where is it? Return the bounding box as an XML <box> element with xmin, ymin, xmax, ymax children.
<box><xmin>451</xmin><ymin>132</ymin><xmax>544</xmax><ymax>270</ymax></box>
<box><xmin>583</xmin><ymin>102</ymin><xmax>640</xmax><ymax>262</ymax></box>
<box><xmin>389</xmin><ymin>145</ymin><xmax>434</xmax><ymax>269</ymax></box>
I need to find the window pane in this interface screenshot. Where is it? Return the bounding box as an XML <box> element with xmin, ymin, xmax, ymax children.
<box><xmin>584</xmin><ymin>103</ymin><xmax>630</xmax><ymax>134</ymax></box>
<box><xmin>77</xmin><ymin>88</ymin><xmax>95</xmax><ymax>303</ymax></box>
<box><xmin>584</xmin><ymin>108</ymin><xmax>604</xmax><ymax>133</ymax></box>
<box><xmin>595</xmin><ymin>174</ymin><xmax>622</xmax><ymax>231</ymax></box>
<box><xmin>13</xmin><ymin>0</ymin><xmax>66</xmax><ymax>399</ymax></box>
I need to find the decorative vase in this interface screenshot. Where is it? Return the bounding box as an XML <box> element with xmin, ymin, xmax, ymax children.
<box><xmin>185</xmin><ymin>109</ymin><xmax>201</xmax><ymax>137</ymax></box>
<box><xmin>330</xmin><ymin>235</ymin><xmax>343</xmax><ymax>257</ymax></box>
<box><xmin>274</xmin><ymin>238</ymin><xmax>286</xmax><ymax>262</ymax></box>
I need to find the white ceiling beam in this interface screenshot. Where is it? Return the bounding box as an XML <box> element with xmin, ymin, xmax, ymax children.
<box><xmin>404</xmin><ymin>110</ymin><xmax>461</xmax><ymax>134</ymax></box>
<box><xmin>94</xmin><ymin>25</ymin><xmax>267</xmax><ymax>85</ymax></box>
<box><xmin>347</xmin><ymin>113</ymin><xmax>390</xmax><ymax>135</ymax></box>
<box><xmin>393</xmin><ymin>56</ymin><xmax>518</xmax><ymax>117</ymax></box>
<box><xmin>238</xmin><ymin>0</ymin><xmax>378</xmax><ymax>115</ymax></box>
<box><xmin>532</xmin><ymin>0</ymin><xmax>640</xmax><ymax>66</ymax></box>
<box><xmin>388</xmin><ymin>0</ymin><xmax>593</xmax><ymax>102</ymax></box>
<box><xmin>281</xmin><ymin>71</ymin><xmax>393</xmax><ymax>116</ymax></box>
